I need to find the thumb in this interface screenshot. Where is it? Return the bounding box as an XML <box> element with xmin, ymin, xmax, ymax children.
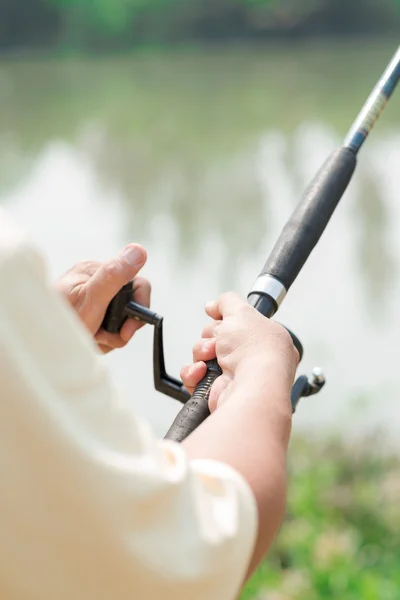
<box><xmin>85</xmin><ymin>244</ymin><xmax>147</xmax><ymax>309</ymax></box>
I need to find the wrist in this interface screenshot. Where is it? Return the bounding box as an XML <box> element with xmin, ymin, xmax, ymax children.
<box><xmin>234</xmin><ymin>355</ymin><xmax>294</xmax><ymax>400</ymax></box>
<box><xmin>227</xmin><ymin>367</ymin><xmax>293</xmax><ymax>446</ymax></box>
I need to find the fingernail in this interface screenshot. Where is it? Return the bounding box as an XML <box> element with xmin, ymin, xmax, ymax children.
<box><xmin>122</xmin><ymin>245</ymin><xmax>145</xmax><ymax>267</ymax></box>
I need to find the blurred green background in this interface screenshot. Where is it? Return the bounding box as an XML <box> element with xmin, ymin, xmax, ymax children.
<box><xmin>1</xmin><ymin>2</ymin><xmax>400</xmax><ymax>599</ymax></box>
<box><xmin>1</xmin><ymin>0</ymin><xmax>400</xmax><ymax>51</ymax></box>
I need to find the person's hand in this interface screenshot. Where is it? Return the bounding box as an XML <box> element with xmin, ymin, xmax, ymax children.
<box><xmin>55</xmin><ymin>244</ymin><xmax>150</xmax><ymax>354</ymax></box>
<box><xmin>182</xmin><ymin>293</ymin><xmax>300</xmax><ymax>582</ymax></box>
<box><xmin>181</xmin><ymin>292</ymin><xmax>298</xmax><ymax>412</ymax></box>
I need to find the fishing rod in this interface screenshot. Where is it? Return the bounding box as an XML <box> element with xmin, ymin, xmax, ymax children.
<box><xmin>102</xmin><ymin>44</ymin><xmax>400</xmax><ymax>442</ymax></box>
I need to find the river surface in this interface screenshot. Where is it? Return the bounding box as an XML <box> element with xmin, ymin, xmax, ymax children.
<box><xmin>1</xmin><ymin>40</ymin><xmax>400</xmax><ymax>444</ymax></box>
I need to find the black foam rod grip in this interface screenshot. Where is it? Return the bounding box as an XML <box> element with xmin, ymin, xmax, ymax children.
<box><xmin>164</xmin><ymin>359</ymin><xmax>222</xmax><ymax>442</ymax></box>
<box><xmin>262</xmin><ymin>146</ymin><xmax>357</xmax><ymax>291</ymax></box>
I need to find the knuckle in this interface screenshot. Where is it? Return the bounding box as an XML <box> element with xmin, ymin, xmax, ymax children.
<box><xmin>192</xmin><ymin>339</ymin><xmax>202</xmax><ymax>352</ymax></box>
<box><xmin>220</xmin><ymin>291</ymin><xmax>232</xmax><ymax>300</ymax></box>
<box><xmin>68</xmin><ymin>260</ymin><xmax>101</xmax><ymax>279</ymax></box>
<box><xmin>218</xmin><ymin>291</ymin><xmax>231</xmax><ymax>307</ymax></box>
<box><xmin>192</xmin><ymin>341</ymin><xmax>204</xmax><ymax>360</ymax></box>
<box><xmin>81</xmin><ymin>260</ymin><xmax>100</xmax><ymax>272</ymax></box>
<box><xmin>278</xmin><ymin>324</ymin><xmax>293</xmax><ymax>344</ymax></box>
<box><xmin>220</xmin><ymin>318</ymin><xmax>242</xmax><ymax>338</ymax></box>
<box><xmin>238</xmin><ymin>303</ymin><xmax>251</xmax><ymax>318</ymax></box>
<box><xmin>269</xmin><ymin>321</ymin><xmax>292</xmax><ymax>343</ymax></box>
<box><xmin>201</xmin><ymin>325</ymin><xmax>210</xmax><ymax>338</ymax></box>
<box><xmin>202</xmin><ymin>320</ymin><xmax>218</xmax><ymax>338</ymax></box>
<box><xmin>71</xmin><ymin>284</ymin><xmax>90</xmax><ymax>314</ymax></box>
<box><xmin>101</xmin><ymin>260</ymin><xmax>123</xmax><ymax>282</ymax></box>
<box><xmin>218</xmin><ymin>353</ymin><xmax>234</xmax><ymax>373</ymax></box>
<box><xmin>219</xmin><ymin>290</ymin><xmax>237</xmax><ymax>305</ymax></box>
<box><xmin>271</xmin><ymin>325</ymin><xmax>299</xmax><ymax>365</ymax></box>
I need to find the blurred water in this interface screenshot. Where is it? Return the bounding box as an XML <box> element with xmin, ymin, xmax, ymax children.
<box><xmin>1</xmin><ymin>41</ymin><xmax>400</xmax><ymax>443</ymax></box>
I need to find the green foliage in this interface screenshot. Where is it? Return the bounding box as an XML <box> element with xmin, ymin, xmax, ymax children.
<box><xmin>241</xmin><ymin>436</ymin><xmax>400</xmax><ymax>599</ymax></box>
<box><xmin>48</xmin><ymin>0</ymin><xmax>168</xmax><ymax>33</ymax></box>
<box><xmin>2</xmin><ymin>0</ymin><xmax>400</xmax><ymax>51</ymax></box>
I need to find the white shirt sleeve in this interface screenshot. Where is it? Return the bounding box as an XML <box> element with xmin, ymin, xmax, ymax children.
<box><xmin>0</xmin><ymin>211</ymin><xmax>257</xmax><ymax>600</ymax></box>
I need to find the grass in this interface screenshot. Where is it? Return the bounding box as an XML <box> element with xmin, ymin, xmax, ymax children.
<box><xmin>241</xmin><ymin>434</ymin><xmax>400</xmax><ymax>600</ymax></box>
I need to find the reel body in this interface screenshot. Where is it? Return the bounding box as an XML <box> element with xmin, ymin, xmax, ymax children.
<box><xmin>102</xmin><ymin>282</ymin><xmax>325</xmax><ymax>419</ymax></box>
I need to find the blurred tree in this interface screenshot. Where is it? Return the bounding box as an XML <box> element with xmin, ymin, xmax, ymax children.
<box><xmin>0</xmin><ymin>0</ymin><xmax>399</xmax><ymax>51</ymax></box>
<box><xmin>51</xmin><ymin>0</ymin><xmax>161</xmax><ymax>34</ymax></box>
<box><xmin>0</xmin><ymin>0</ymin><xmax>60</xmax><ymax>50</ymax></box>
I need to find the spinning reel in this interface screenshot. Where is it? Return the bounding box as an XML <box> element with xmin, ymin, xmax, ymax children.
<box><xmin>102</xmin><ymin>281</ymin><xmax>325</xmax><ymax>418</ymax></box>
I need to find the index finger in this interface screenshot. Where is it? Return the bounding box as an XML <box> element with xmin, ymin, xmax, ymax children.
<box><xmin>205</xmin><ymin>292</ymin><xmax>248</xmax><ymax>320</ymax></box>
<box><xmin>132</xmin><ymin>277</ymin><xmax>151</xmax><ymax>309</ymax></box>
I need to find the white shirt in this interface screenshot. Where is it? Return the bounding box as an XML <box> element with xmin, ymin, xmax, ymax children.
<box><xmin>0</xmin><ymin>210</ymin><xmax>257</xmax><ymax>600</ymax></box>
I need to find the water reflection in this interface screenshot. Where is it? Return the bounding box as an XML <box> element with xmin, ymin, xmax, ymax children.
<box><xmin>81</xmin><ymin>125</ymin><xmax>266</xmax><ymax>269</ymax></box>
<box><xmin>352</xmin><ymin>149</ymin><xmax>393</xmax><ymax>317</ymax></box>
<box><xmin>1</xmin><ymin>44</ymin><xmax>400</xmax><ymax>443</ymax></box>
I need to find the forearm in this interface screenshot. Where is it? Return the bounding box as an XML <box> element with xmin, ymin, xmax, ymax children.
<box><xmin>182</xmin><ymin>377</ymin><xmax>292</xmax><ymax>577</ymax></box>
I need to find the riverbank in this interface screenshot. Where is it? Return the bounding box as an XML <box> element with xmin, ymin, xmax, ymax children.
<box><xmin>241</xmin><ymin>433</ymin><xmax>400</xmax><ymax>599</ymax></box>
<box><xmin>0</xmin><ymin>34</ymin><xmax>397</xmax><ymax>61</ymax></box>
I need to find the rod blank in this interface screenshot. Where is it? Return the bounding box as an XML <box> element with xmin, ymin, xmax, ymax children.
<box><xmin>344</xmin><ymin>45</ymin><xmax>400</xmax><ymax>153</ymax></box>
